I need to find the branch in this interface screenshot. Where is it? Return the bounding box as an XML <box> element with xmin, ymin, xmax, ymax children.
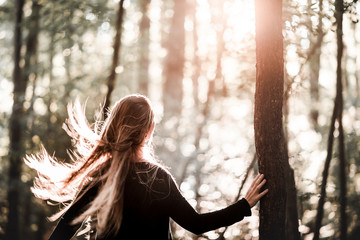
<box><xmin>216</xmin><ymin>154</ymin><xmax>257</xmax><ymax>240</ymax></box>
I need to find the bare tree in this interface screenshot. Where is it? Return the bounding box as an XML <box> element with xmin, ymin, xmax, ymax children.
<box><xmin>103</xmin><ymin>0</ymin><xmax>125</xmax><ymax>116</ymax></box>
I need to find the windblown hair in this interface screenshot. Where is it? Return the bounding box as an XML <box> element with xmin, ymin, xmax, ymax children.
<box><xmin>25</xmin><ymin>94</ymin><xmax>156</xmax><ymax>237</ymax></box>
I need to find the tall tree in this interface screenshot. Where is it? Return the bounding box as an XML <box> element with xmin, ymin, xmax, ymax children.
<box><xmin>309</xmin><ymin>0</ymin><xmax>324</xmax><ymax>130</ymax></box>
<box><xmin>313</xmin><ymin>0</ymin><xmax>347</xmax><ymax>239</ymax></box>
<box><xmin>312</xmin><ymin>78</ymin><xmax>338</xmax><ymax>240</ymax></box>
<box><xmin>6</xmin><ymin>0</ymin><xmax>25</xmax><ymax>239</ymax></box>
<box><xmin>162</xmin><ymin>0</ymin><xmax>186</xmax><ymax>119</ymax></box>
<box><xmin>254</xmin><ymin>0</ymin><xmax>287</xmax><ymax>239</ymax></box>
<box><xmin>26</xmin><ymin>0</ymin><xmax>41</xmax><ymax>148</ymax></box>
<box><xmin>138</xmin><ymin>0</ymin><xmax>151</xmax><ymax>95</ymax></box>
<box><xmin>283</xmin><ymin>54</ymin><xmax>301</xmax><ymax>240</ymax></box>
<box><xmin>22</xmin><ymin>0</ymin><xmax>41</xmax><ymax>95</ymax></box>
<box><xmin>21</xmin><ymin>2</ymin><xmax>41</xmax><ymax>238</ymax></box>
<box><xmin>281</xmin><ymin>122</ymin><xmax>301</xmax><ymax>240</ymax></box>
<box><xmin>335</xmin><ymin>0</ymin><xmax>347</xmax><ymax>238</ymax></box>
<box><xmin>209</xmin><ymin>0</ymin><xmax>226</xmax><ymax>98</ymax></box>
<box><xmin>103</xmin><ymin>0</ymin><xmax>125</xmax><ymax>116</ymax></box>
<box><xmin>178</xmin><ymin>0</ymin><xmax>201</xmax><ymax>184</ymax></box>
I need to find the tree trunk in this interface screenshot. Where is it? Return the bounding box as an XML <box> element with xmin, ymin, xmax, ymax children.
<box><xmin>283</xmin><ymin>103</ymin><xmax>301</xmax><ymax>240</ymax></box>
<box><xmin>254</xmin><ymin>0</ymin><xmax>287</xmax><ymax>239</ymax></box>
<box><xmin>217</xmin><ymin>155</ymin><xmax>257</xmax><ymax>240</ymax></box>
<box><xmin>162</xmin><ymin>0</ymin><xmax>186</xmax><ymax>119</ymax></box>
<box><xmin>313</xmin><ymin>87</ymin><xmax>338</xmax><ymax>240</ymax></box>
<box><xmin>25</xmin><ymin>0</ymin><xmax>41</xmax><ymax>150</ymax></box>
<box><xmin>283</xmin><ymin>81</ymin><xmax>301</xmax><ymax>240</ymax></box>
<box><xmin>335</xmin><ymin>0</ymin><xmax>347</xmax><ymax>238</ymax></box>
<box><xmin>21</xmin><ymin>2</ymin><xmax>41</xmax><ymax>238</ymax></box>
<box><xmin>22</xmin><ymin>0</ymin><xmax>40</xmax><ymax>102</ymax></box>
<box><xmin>285</xmin><ymin>163</ymin><xmax>301</xmax><ymax>240</ymax></box>
<box><xmin>209</xmin><ymin>0</ymin><xmax>226</xmax><ymax>98</ymax></box>
<box><xmin>313</xmin><ymin>1</ymin><xmax>346</xmax><ymax>239</ymax></box>
<box><xmin>309</xmin><ymin>0</ymin><xmax>323</xmax><ymax>130</ymax></box>
<box><xmin>177</xmin><ymin>0</ymin><xmax>201</xmax><ymax>185</ymax></box>
<box><xmin>103</xmin><ymin>0</ymin><xmax>125</xmax><ymax>116</ymax></box>
<box><xmin>6</xmin><ymin>0</ymin><xmax>25</xmax><ymax>239</ymax></box>
<box><xmin>138</xmin><ymin>0</ymin><xmax>151</xmax><ymax>95</ymax></box>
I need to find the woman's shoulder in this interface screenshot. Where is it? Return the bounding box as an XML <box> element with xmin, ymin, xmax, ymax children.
<box><xmin>130</xmin><ymin>161</ymin><xmax>178</xmax><ymax>189</ymax></box>
<box><xmin>133</xmin><ymin>161</ymin><xmax>172</xmax><ymax>178</ymax></box>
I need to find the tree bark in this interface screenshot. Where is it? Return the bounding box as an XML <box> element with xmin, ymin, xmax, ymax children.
<box><xmin>6</xmin><ymin>0</ymin><xmax>25</xmax><ymax>239</ymax></box>
<box><xmin>254</xmin><ymin>0</ymin><xmax>287</xmax><ymax>239</ymax></box>
<box><xmin>285</xmin><ymin>163</ymin><xmax>301</xmax><ymax>240</ymax></box>
<box><xmin>335</xmin><ymin>0</ymin><xmax>347</xmax><ymax>239</ymax></box>
<box><xmin>103</xmin><ymin>0</ymin><xmax>125</xmax><ymax>116</ymax></box>
<box><xmin>162</xmin><ymin>0</ymin><xmax>186</xmax><ymax>119</ymax></box>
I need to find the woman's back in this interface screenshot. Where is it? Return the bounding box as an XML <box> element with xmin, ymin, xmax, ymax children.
<box><xmin>50</xmin><ymin>161</ymin><xmax>252</xmax><ymax>240</ymax></box>
<box><xmin>120</xmin><ymin>162</ymin><xmax>174</xmax><ymax>239</ymax></box>
<box><xmin>50</xmin><ymin>162</ymin><xmax>173</xmax><ymax>239</ymax></box>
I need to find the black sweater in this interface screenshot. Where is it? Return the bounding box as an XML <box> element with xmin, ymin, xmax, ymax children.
<box><xmin>49</xmin><ymin>162</ymin><xmax>251</xmax><ymax>240</ymax></box>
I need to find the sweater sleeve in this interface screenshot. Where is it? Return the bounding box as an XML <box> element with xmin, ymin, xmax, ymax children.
<box><xmin>163</xmin><ymin>171</ymin><xmax>251</xmax><ymax>235</ymax></box>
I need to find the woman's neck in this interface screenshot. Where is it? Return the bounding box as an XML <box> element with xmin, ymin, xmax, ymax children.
<box><xmin>134</xmin><ymin>147</ymin><xmax>147</xmax><ymax>162</ymax></box>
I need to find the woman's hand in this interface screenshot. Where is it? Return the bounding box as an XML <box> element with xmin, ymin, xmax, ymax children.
<box><xmin>244</xmin><ymin>174</ymin><xmax>268</xmax><ymax>208</ymax></box>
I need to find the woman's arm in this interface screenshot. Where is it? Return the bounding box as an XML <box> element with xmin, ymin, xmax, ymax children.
<box><xmin>166</xmin><ymin>173</ymin><xmax>267</xmax><ymax>235</ymax></box>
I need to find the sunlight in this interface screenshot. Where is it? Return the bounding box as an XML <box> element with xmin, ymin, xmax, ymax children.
<box><xmin>228</xmin><ymin>99</ymin><xmax>252</xmax><ymax>120</ymax></box>
<box><xmin>297</xmin><ymin>130</ymin><xmax>321</xmax><ymax>151</ymax></box>
<box><xmin>195</xmin><ymin>0</ymin><xmax>255</xmax><ymax>57</ymax></box>
<box><xmin>286</xmin><ymin>44</ymin><xmax>301</xmax><ymax>77</ymax></box>
<box><xmin>224</xmin><ymin>0</ymin><xmax>255</xmax><ymax>40</ymax></box>
<box><xmin>320</xmin><ymin>223</ymin><xmax>335</xmax><ymax>238</ymax></box>
<box><xmin>288</xmin><ymin>114</ymin><xmax>310</xmax><ymax>134</ymax></box>
<box><xmin>0</xmin><ymin>78</ymin><xmax>13</xmax><ymax>113</ymax></box>
<box><xmin>356</xmin><ymin>174</ymin><xmax>360</xmax><ymax>192</ymax></box>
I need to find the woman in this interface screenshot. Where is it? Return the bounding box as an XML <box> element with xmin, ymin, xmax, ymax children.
<box><xmin>25</xmin><ymin>94</ymin><xmax>268</xmax><ymax>240</ymax></box>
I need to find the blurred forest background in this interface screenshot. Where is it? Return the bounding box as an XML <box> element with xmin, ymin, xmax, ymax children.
<box><xmin>0</xmin><ymin>0</ymin><xmax>360</xmax><ymax>239</ymax></box>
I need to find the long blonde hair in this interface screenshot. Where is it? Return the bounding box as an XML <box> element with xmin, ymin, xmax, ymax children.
<box><xmin>25</xmin><ymin>94</ymin><xmax>155</xmax><ymax>237</ymax></box>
